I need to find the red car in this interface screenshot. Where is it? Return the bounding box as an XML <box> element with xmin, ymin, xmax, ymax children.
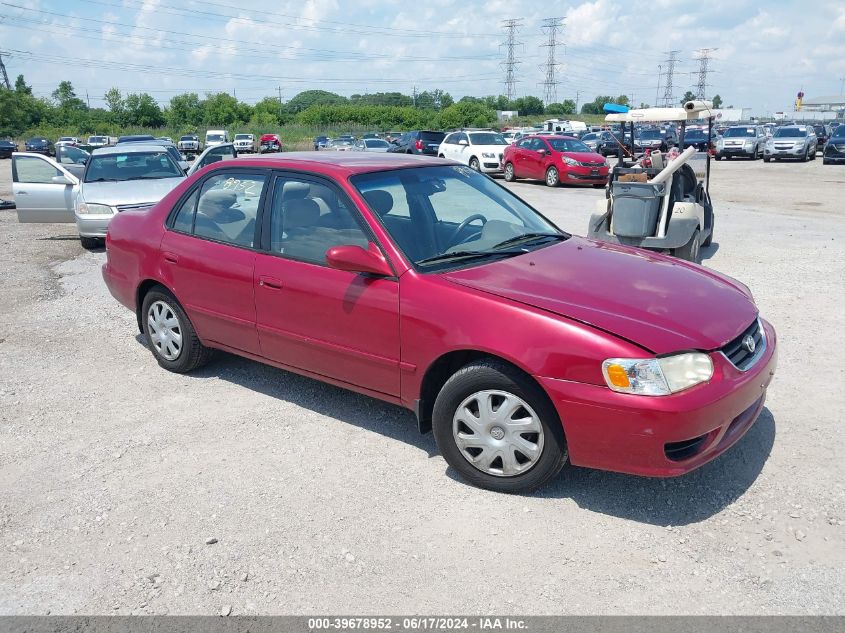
<box><xmin>503</xmin><ymin>135</ymin><xmax>609</xmax><ymax>187</ymax></box>
<box><xmin>102</xmin><ymin>153</ymin><xmax>776</xmax><ymax>493</ymax></box>
<box><xmin>259</xmin><ymin>134</ymin><xmax>282</xmax><ymax>153</ymax></box>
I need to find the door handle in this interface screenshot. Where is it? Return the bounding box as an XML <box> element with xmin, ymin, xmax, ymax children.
<box><xmin>17</xmin><ymin>191</ymin><xmax>27</xmax><ymax>195</ymax></box>
<box><xmin>258</xmin><ymin>276</ymin><xmax>283</xmax><ymax>289</ymax></box>
<box><xmin>163</xmin><ymin>252</ymin><xmax>179</xmax><ymax>264</ymax></box>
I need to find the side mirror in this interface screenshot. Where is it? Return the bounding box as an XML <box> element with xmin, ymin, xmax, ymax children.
<box><xmin>458</xmin><ymin>139</ymin><xmax>469</xmax><ymax>146</ymax></box>
<box><xmin>51</xmin><ymin>175</ymin><xmax>74</xmax><ymax>185</ymax></box>
<box><xmin>537</xmin><ymin>148</ymin><xmax>547</xmax><ymax>155</ymax></box>
<box><xmin>326</xmin><ymin>243</ymin><xmax>393</xmax><ymax>277</ymax></box>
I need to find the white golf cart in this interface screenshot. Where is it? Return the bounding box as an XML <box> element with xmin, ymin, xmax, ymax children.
<box><xmin>587</xmin><ymin>100</ymin><xmax>715</xmax><ymax>264</ymax></box>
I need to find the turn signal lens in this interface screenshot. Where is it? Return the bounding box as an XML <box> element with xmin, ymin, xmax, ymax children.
<box><xmin>605</xmin><ymin>364</ymin><xmax>631</xmax><ymax>388</ymax></box>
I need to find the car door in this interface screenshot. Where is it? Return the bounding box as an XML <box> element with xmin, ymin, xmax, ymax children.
<box><xmin>510</xmin><ymin>138</ymin><xmax>532</xmax><ymax>177</ymax></box>
<box><xmin>253</xmin><ymin>172</ymin><xmax>401</xmax><ymax>397</ymax></box>
<box><xmin>440</xmin><ymin>133</ymin><xmax>456</xmax><ymax>160</ymax></box>
<box><xmin>158</xmin><ymin>168</ymin><xmax>268</xmax><ymax>355</ymax></box>
<box><xmin>187</xmin><ymin>143</ymin><xmax>238</xmax><ymax>176</ymax></box>
<box><xmin>12</xmin><ymin>153</ymin><xmax>78</xmax><ymax>223</ymax></box>
<box><xmin>524</xmin><ymin>138</ymin><xmax>548</xmax><ymax>180</ymax></box>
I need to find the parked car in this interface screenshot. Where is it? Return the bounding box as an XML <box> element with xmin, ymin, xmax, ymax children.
<box><xmin>812</xmin><ymin>124</ymin><xmax>832</xmax><ymax>152</ymax></box>
<box><xmin>233</xmin><ymin>134</ymin><xmax>256</xmax><ymax>154</ymax></box>
<box><xmin>581</xmin><ymin>131</ymin><xmax>622</xmax><ymax>156</ymax></box>
<box><xmin>0</xmin><ymin>139</ymin><xmax>18</xmax><ymax>158</ymax></box>
<box><xmin>54</xmin><ymin>145</ymin><xmax>91</xmax><ymax>179</ymax></box>
<box><xmin>314</xmin><ymin>136</ymin><xmax>330</xmax><ymax>150</ymax></box>
<box><xmin>117</xmin><ymin>135</ymin><xmax>156</xmax><ymax>143</ymax></box>
<box><xmin>87</xmin><ymin>135</ymin><xmax>111</xmax><ymax>149</ymax></box>
<box><xmin>438</xmin><ymin>130</ymin><xmax>509</xmax><ymax>173</ymax></box>
<box><xmin>120</xmin><ymin>139</ymin><xmax>190</xmax><ymax>173</ymax></box>
<box><xmin>259</xmin><ymin>134</ymin><xmax>282</xmax><ymax>153</ymax></box>
<box><xmin>388</xmin><ymin>130</ymin><xmax>446</xmax><ymax>156</ymax></box>
<box><xmin>178</xmin><ymin>135</ymin><xmax>202</xmax><ymax>155</ymax></box>
<box><xmin>715</xmin><ymin>126</ymin><xmax>767</xmax><ymax>160</ymax></box>
<box><xmin>503</xmin><ymin>135</ymin><xmax>609</xmax><ymax>187</ymax></box>
<box><xmin>353</xmin><ymin>138</ymin><xmax>392</xmax><ymax>152</ymax></box>
<box><xmin>822</xmin><ymin>128</ymin><xmax>845</xmax><ymax>165</ymax></box>
<box><xmin>156</xmin><ymin>137</ymin><xmax>173</xmax><ymax>144</ymax></box>
<box><xmin>679</xmin><ymin>128</ymin><xmax>713</xmax><ymax>152</ymax></box>
<box><xmin>328</xmin><ymin>139</ymin><xmax>353</xmax><ymax>151</ymax></box>
<box><xmin>362</xmin><ymin>132</ymin><xmax>381</xmax><ymax>139</ymax></box>
<box><xmin>12</xmin><ymin>144</ymin><xmax>187</xmax><ymax>249</ymax></box>
<box><xmin>205</xmin><ymin>130</ymin><xmax>230</xmax><ymax>147</ymax></box>
<box><xmin>764</xmin><ymin>126</ymin><xmax>818</xmax><ymax>162</ymax></box>
<box><xmin>24</xmin><ymin>137</ymin><xmax>55</xmax><ymax>156</ymax></box>
<box><xmin>637</xmin><ymin>128</ymin><xmax>678</xmax><ymax>152</ymax></box>
<box><xmin>99</xmin><ymin>153</ymin><xmax>776</xmax><ymax>493</ymax></box>
<box><xmin>56</xmin><ymin>136</ymin><xmax>80</xmax><ymax>147</ymax></box>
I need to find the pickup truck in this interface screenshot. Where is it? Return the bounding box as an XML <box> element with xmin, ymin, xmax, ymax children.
<box><xmin>177</xmin><ymin>134</ymin><xmax>202</xmax><ymax>156</ymax></box>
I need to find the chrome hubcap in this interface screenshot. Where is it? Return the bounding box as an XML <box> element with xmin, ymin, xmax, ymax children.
<box><xmin>452</xmin><ymin>390</ymin><xmax>544</xmax><ymax>477</ymax></box>
<box><xmin>547</xmin><ymin>169</ymin><xmax>558</xmax><ymax>185</ymax></box>
<box><xmin>147</xmin><ymin>300</ymin><xmax>183</xmax><ymax>361</ymax></box>
<box><xmin>505</xmin><ymin>164</ymin><xmax>513</xmax><ymax>178</ymax></box>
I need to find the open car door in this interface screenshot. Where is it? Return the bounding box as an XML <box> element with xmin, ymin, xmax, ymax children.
<box><xmin>12</xmin><ymin>152</ymin><xmax>79</xmax><ymax>223</ymax></box>
<box><xmin>187</xmin><ymin>142</ymin><xmax>238</xmax><ymax>176</ymax></box>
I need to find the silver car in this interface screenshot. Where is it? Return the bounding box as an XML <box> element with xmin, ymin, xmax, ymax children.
<box><xmin>353</xmin><ymin>138</ymin><xmax>392</xmax><ymax>152</ymax></box>
<box><xmin>716</xmin><ymin>125</ymin><xmax>767</xmax><ymax>160</ymax></box>
<box><xmin>764</xmin><ymin>125</ymin><xmax>818</xmax><ymax>162</ymax></box>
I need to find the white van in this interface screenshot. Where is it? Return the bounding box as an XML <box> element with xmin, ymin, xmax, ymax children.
<box><xmin>205</xmin><ymin>130</ymin><xmax>230</xmax><ymax>147</ymax></box>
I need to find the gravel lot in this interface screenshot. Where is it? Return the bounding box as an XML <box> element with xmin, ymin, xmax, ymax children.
<box><xmin>0</xmin><ymin>156</ymin><xmax>843</xmax><ymax>615</ymax></box>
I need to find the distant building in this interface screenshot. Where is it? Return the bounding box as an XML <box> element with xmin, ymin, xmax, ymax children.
<box><xmin>799</xmin><ymin>95</ymin><xmax>845</xmax><ymax>112</ymax></box>
<box><xmin>497</xmin><ymin>110</ymin><xmax>518</xmax><ymax>121</ymax></box>
<box><xmin>712</xmin><ymin>108</ymin><xmax>751</xmax><ymax>122</ymax></box>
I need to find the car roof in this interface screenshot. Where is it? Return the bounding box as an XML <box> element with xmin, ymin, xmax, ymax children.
<box><xmin>91</xmin><ymin>143</ymin><xmax>170</xmax><ymax>155</ymax></box>
<box><xmin>200</xmin><ymin>151</ymin><xmax>452</xmax><ymax>177</ymax></box>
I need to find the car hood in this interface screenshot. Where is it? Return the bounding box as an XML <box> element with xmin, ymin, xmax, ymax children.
<box><xmin>81</xmin><ymin>177</ymin><xmax>184</xmax><ymax>206</ymax></box>
<box><xmin>442</xmin><ymin>237</ymin><xmax>758</xmax><ymax>354</ymax></box>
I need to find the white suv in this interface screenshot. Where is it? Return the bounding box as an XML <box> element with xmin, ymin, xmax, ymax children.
<box><xmin>438</xmin><ymin>130</ymin><xmax>509</xmax><ymax>173</ymax></box>
<box><xmin>233</xmin><ymin>133</ymin><xmax>255</xmax><ymax>153</ymax></box>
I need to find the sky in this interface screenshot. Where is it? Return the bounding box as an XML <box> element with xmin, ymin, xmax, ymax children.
<box><xmin>1</xmin><ymin>0</ymin><xmax>844</xmax><ymax>115</ymax></box>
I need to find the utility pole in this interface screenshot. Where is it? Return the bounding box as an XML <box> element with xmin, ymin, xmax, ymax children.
<box><xmin>500</xmin><ymin>18</ymin><xmax>523</xmax><ymax>102</ymax></box>
<box><xmin>655</xmin><ymin>64</ymin><xmax>661</xmax><ymax>107</ymax></box>
<box><xmin>840</xmin><ymin>77</ymin><xmax>845</xmax><ymax>95</ymax></box>
<box><xmin>277</xmin><ymin>86</ymin><xmax>283</xmax><ymax>119</ymax></box>
<box><xmin>412</xmin><ymin>85</ymin><xmax>417</xmax><ymax>108</ymax></box>
<box><xmin>539</xmin><ymin>17</ymin><xmax>564</xmax><ymax>105</ymax></box>
<box><xmin>0</xmin><ymin>52</ymin><xmax>10</xmax><ymax>90</ymax></box>
<box><xmin>575</xmin><ymin>90</ymin><xmax>581</xmax><ymax>114</ymax></box>
<box><xmin>661</xmin><ymin>50</ymin><xmax>680</xmax><ymax>107</ymax></box>
<box><xmin>86</xmin><ymin>91</ymin><xmax>90</xmax><ymax>108</ymax></box>
<box><xmin>693</xmin><ymin>48</ymin><xmax>717</xmax><ymax>100</ymax></box>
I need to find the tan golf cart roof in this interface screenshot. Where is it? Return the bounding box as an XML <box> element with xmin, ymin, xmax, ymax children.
<box><xmin>606</xmin><ymin>100</ymin><xmax>716</xmax><ymax>123</ymax></box>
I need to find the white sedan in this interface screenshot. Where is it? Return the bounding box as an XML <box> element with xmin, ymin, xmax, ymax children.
<box><xmin>438</xmin><ymin>130</ymin><xmax>510</xmax><ymax>174</ymax></box>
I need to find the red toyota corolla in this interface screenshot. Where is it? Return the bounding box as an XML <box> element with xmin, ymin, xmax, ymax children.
<box><xmin>503</xmin><ymin>134</ymin><xmax>610</xmax><ymax>187</ymax></box>
<box><xmin>102</xmin><ymin>153</ymin><xmax>776</xmax><ymax>493</ymax></box>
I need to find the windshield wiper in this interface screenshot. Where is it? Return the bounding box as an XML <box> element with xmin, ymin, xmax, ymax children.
<box><xmin>491</xmin><ymin>232</ymin><xmax>570</xmax><ymax>250</ymax></box>
<box><xmin>85</xmin><ymin>177</ymin><xmax>121</xmax><ymax>182</ymax></box>
<box><xmin>416</xmin><ymin>249</ymin><xmax>526</xmax><ymax>266</ymax></box>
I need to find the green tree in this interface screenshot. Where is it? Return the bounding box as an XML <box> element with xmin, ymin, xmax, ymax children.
<box><xmin>14</xmin><ymin>74</ymin><xmax>32</xmax><ymax>95</ymax></box>
<box><xmin>104</xmin><ymin>87</ymin><xmax>125</xmax><ymax>124</ymax></box>
<box><xmin>508</xmin><ymin>96</ymin><xmax>544</xmax><ymax>115</ymax></box>
<box><xmin>680</xmin><ymin>91</ymin><xmax>697</xmax><ymax>105</ymax></box>
<box><xmin>580</xmin><ymin>95</ymin><xmax>615</xmax><ymax>115</ymax></box>
<box><xmin>545</xmin><ymin>100</ymin><xmax>576</xmax><ymax>115</ymax></box>
<box><xmin>52</xmin><ymin>81</ymin><xmax>86</xmax><ymax>111</ymax></box>
<box><xmin>166</xmin><ymin>92</ymin><xmax>204</xmax><ymax>128</ymax></box>
<box><xmin>712</xmin><ymin>94</ymin><xmax>723</xmax><ymax>109</ymax></box>
<box><xmin>286</xmin><ymin>90</ymin><xmax>347</xmax><ymax>113</ymax></box>
<box><xmin>437</xmin><ymin>101</ymin><xmax>496</xmax><ymax>129</ymax></box>
<box><xmin>124</xmin><ymin>93</ymin><xmax>164</xmax><ymax>127</ymax></box>
<box><xmin>251</xmin><ymin>96</ymin><xmax>284</xmax><ymax>125</ymax></box>
<box><xmin>203</xmin><ymin>92</ymin><xmax>243</xmax><ymax>127</ymax></box>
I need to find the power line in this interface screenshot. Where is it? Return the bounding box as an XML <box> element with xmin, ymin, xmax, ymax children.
<box><xmin>694</xmin><ymin>48</ymin><xmax>717</xmax><ymax>100</ymax></box>
<box><xmin>0</xmin><ymin>51</ymin><xmax>10</xmax><ymax>89</ymax></box>
<box><xmin>500</xmin><ymin>18</ymin><xmax>523</xmax><ymax>101</ymax></box>
<box><xmin>661</xmin><ymin>50</ymin><xmax>680</xmax><ymax>107</ymax></box>
<box><xmin>539</xmin><ymin>17</ymin><xmax>564</xmax><ymax>105</ymax></box>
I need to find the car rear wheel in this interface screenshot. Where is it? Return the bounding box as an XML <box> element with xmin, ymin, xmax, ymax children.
<box><xmin>469</xmin><ymin>157</ymin><xmax>480</xmax><ymax>171</ymax></box>
<box><xmin>141</xmin><ymin>287</ymin><xmax>213</xmax><ymax>373</ymax></box>
<box><xmin>504</xmin><ymin>162</ymin><xmax>516</xmax><ymax>182</ymax></box>
<box><xmin>763</xmin><ymin>157</ymin><xmax>771</xmax><ymax>163</ymax></box>
<box><xmin>80</xmin><ymin>236</ymin><xmax>102</xmax><ymax>250</ymax></box>
<box><xmin>432</xmin><ymin>359</ymin><xmax>568</xmax><ymax>493</ymax></box>
<box><xmin>545</xmin><ymin>166</ymin><xmax>559</xmax><ymax>187</ymax></box>
<box><xmin>674</xmin><ymin>228</ymin><xmax>701</xmax><ymax>264</ymax></box>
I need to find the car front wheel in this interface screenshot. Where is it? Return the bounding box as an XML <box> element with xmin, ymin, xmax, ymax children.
<box><xmin>469</xmin><ymin>157</ymin><xmax>480</xmax><ymax>171</ymax></box>
<box><xmin>141</xmin><ymin>287</ymin><xmax>213</xmax><ymax>373</ymax></box>
<box><xmin>545</xmin><ymin>166</ymin><xmax>559</xmax><ymax>187</ymax></box>
<box><xmin>504</xmin><ymin>162</ymin><xmax>516</xmax><ymax>182</ymax></box>
<box><xmin>432</xmin><ymin>359</ymin><xmax>568</xmax><ymax>493</ymax></box>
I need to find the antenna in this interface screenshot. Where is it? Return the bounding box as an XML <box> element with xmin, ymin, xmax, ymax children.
<box><xmin>539</xmin><ymin>17</ymin><xmax>564</xmax><ymax>105</ymax></box>
<box><xmin>694</xmin><ymin>48</ymin><xmax>717</xmax><ymax>100</ymax></box>
<box><xmin>661</xmin><ymin>50</ymin><xmax>680</xmax><ymax>107</ymax></box>
<box><xmin>500</xmin><ymin>18</ymin><xmax>523</xmax><ymax>102</ymax></box>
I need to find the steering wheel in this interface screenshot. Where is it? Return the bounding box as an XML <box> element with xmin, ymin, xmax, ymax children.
<box><xmin>448</xmin><ymin>214</ymin><xmax>487</xmax><ymax>248</ymax></box>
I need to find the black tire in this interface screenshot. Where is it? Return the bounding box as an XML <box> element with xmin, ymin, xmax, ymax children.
<box><xmin>469</xmin><ymin>157</ymin><xmax>480</xmax><ymax>171</ymax></box>
<box><xmin>763</xmin><ymin>156</ymin><xmax>771</xmax><ymax>163</ymax></box>
<box><xmin>674</xmin><ymin>228</ymin><xmax>702</xmax><ymax>264</ymax></box>
<box><xmin>141</xmin><ymin>286</ymin><xmax>213</xmax><ymax>373</ymax></box>
<box><xmin>811</xmin><ymin>147</ymin><xmax>817</xmax><ymax>161</ymax></box>
<box><xmin>432</xmin><ymin>359</ymin><xmax>568</xmax><ymax>493</ymax></box>
<box><xmin>80</xmin><ymin>236</ymin><xmax>103</xmax><ymax>250</ymax></box>
<box><xmin>823</xmin><ymin>159</ymin><xmax>831</xmax><ymax>165</ymax></box>
<box><xmin>545</xmin><ymin>166</ymin><xmax>559</xmax><ymax>187</ymax></box>
<box><xmin>802</xmin><ymin>147</ymin><xmax>810</xmax><ymax>162</ymax></box>
<box><xmin>503</xmin><ymin>162</ymin><xmax>516</xmax><ymax>182</ymax></box>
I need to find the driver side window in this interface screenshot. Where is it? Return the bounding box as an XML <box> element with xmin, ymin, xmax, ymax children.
<box><xmin>14</xmin><ymin>156</ymin><xmax>62</xmax><ymax>183</ymax></box>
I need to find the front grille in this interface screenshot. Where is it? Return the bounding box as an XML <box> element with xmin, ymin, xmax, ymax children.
<box><xmin>579</xmin><ymin>161</ymin><xmax>605</xmax><ymax>167</ymax></box>
<box><xmin>721</xmin><ymin>319</ymin><xmax>765</xmax><ymax>371</ymax></box>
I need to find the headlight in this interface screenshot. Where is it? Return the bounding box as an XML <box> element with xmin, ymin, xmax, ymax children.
<box><xmin>77</xmin><ymin>202</ymin><xmax>114</xmax><ymax>215</ymax></box>
<box><xmin>601</xmin><ymin>353</ymin><xmax>714</xmax><ymax>396</ymax></box>
<box><xmin>562</xmin><ymin>156</ymin><xmax>578</xmax><ymax>166</ymax></box>
<box><xmin>481</xmin><ymin>152</ymin><xmax>496</xmax><ymax>159</ymax></box>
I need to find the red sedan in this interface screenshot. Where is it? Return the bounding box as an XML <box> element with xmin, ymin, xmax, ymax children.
<box><xmin>503</xmin><ymin>135</ymin><xmax>609</xmax><ymax>187</ymax></box>
<box><xmin>102</xmin><ymin>153</ymin><xmax>776</xmax><ymax>492</ymax></box>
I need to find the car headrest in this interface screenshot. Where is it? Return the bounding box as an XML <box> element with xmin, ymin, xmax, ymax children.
<box><xmin>363</xmin><ymin>190</ymin><xmax>393</xmax><ymax>216</ymax></box>
<box><xmin>284</xmin><ymin>199</ymin><xmax>320</xmax><ymax>229</ymax></box>
<box><xmin>198</xmin><ymin>189</ymin><xmax>238</xmax><ymax>215</ymax></box>
<box><xmin>282</xmin><ymin>181</ymin><xmax>310</xmax><ymax>200</ymax></box>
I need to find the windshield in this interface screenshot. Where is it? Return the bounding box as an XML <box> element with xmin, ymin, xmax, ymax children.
<box><xmin>685</xmin><ymin>130</ymin><xmax>707</xmax><ymax>139</ymax></box>
<box><xmin>639</xmin><ymin>130</ymin><xmax>664</xmax><ymax>140</ymax></box>
<box><xmin>830</xmin><ymin>133</ymin><xmax>845</xmax><ymax>142</ymax></box>
<box><xmin>365</xmin><ymin>140</ymin><xmax>390</xmax><ymax>148</ymax></box>
<box><xmin>84</xmin><ymin>151</ymin><xmax>183</xmax><ymax>183</ymax></box>
<box><xmin>59</xmin><ymin>137</ymin><xmax>74</xmax><ymax>142</ymax></box>
<box><xmin>89</xmin><ymin>136</ymin><xmax>107</xmax><ymax>143</ymax></box>
<box><xmin>351</xmin><ymin>165</ymin><xmax>562</xmax><ymax>271</ymax></box>
<box><xmin>724</xmin><ymin>128</ymin><xmax>756</xmax><ymax>137</ymax></box>
<box><xmin>469</xmin><ymin>133</ymin><xmax>508</xmax><ymax>146</ymax></box>
<box><xmin>420</xmin><ymin>131</ymin><xmax>446</xmax><ymax>142</ymax></box>
<box><xmin>235</xmin><ymin>134</ymin><xmax>251</xmax><ymax>140</ymax></box>
<box><xmin>207</xmin><ymin>134</ymin><xmax>225</xmax><ymax>142</ymax></box>
<box><xmin>774</xmin><ymin>128</ymin><xmax>806</xmax><ymax>138</ymax></box>
<box><xmin>180</xmin><ymin>136</ymin><xmax>196</xmax><ymax>142</ymax></box>
<box><xmin>547</xmin><ymin>138</ymin><xmax>591</xmax><ymax>153</ymax></box>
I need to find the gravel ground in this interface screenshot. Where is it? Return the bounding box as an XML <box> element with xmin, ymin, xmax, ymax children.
<box><xmin>0</xmin><ymin>156</ymin><xmax>843</xmax><ymax>615</ymax></box>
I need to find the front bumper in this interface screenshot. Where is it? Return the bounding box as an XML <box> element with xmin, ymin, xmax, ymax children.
<box><xmin>75</xmin><ymin>213</ymin><xmax>113</xmax><ymax>238</ymax></box>
<box><xmin>562</xmin><ymin>165</ymin><xmax>609</xmax><ymax>184</ymax></box>
<box><xmin>765</xmin><ymin>146</ymin><xmax>806</xmax><ymax>157</ymax></box>
<box><xmin>536</xmin><ymin>319</ymin><xmax>777</xmax><ymax>477</ymax></box>
<box><xmin>718</xmin><ymin>146</ymin><xmax>756</xmax><ymax>157</ymax></box>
